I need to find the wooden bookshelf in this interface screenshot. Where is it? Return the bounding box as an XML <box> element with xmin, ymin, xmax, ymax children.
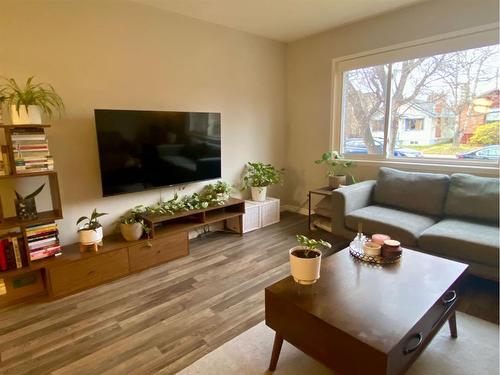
<box><xmin>0</xmin><ymin>124</ymin><xmax>63</xmax><ymax>272</ymax></box>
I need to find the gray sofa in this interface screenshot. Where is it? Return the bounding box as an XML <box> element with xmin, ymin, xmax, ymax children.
<box><xmin>331</xmin><ymin>167</ymin><xmax>499</xmax><ymax>280</ymax></box>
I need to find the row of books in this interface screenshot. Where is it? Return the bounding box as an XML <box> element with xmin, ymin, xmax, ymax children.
<box><xmin>11</xmin><ymin>128</ymin><xmax>54</xmax><ymax>174</ymax></box>
<box><xmin>26</xmin><ymin>222</ymin><xmax>62</xmax><ymax>261</ymax></box>
<box><xmin>0</xmin><ymin>235</ymin><xmax>27</xmax><ymax>271</ymax></box>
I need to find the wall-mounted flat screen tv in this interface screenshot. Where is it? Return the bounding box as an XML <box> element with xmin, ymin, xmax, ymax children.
<box><xmin>94</xmin><ymin>109</ymin><xmax>221</xmax><ymax>196</ymax></box>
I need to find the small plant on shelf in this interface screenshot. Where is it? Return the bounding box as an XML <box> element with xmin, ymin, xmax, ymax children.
<box><xmin>289</xmin><ymin>234</ymin><xmax>331</xmax><ymax>285</ymax></box>
<box><xmin>14</xmin><ymin>183</ymin><xmax>45</xmax><ymax>220</ymax></box>
<box><xmin>241</xmin><ymin>162</ymin><xmax>284</xmax><ymax>202</ymax></box>
<box><xmin>119</xmin><ymin>206</ymin><xmax>150</xmax><ymax>242</ymax></box>
<box><xmin>76</xmin><ymin>209</ymin><xmax>107</xmax><ymax>245</ymax></box>
<box><xmin>0</xmin><ymin>76</ymin><xmax>64</xmax><ymax>124</ymax></box>
<box><xmin>315</xmin><ymin>151</ymin><xmax>356</xmax><ymax>189</ymax></box>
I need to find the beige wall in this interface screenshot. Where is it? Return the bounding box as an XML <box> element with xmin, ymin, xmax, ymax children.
<box><xmin>285</xmin><ymin>0</ymin><xmax>500</xmax><ymax>208</ymax></box>
<box><xmin>0</xmin><ymin>0</ymin><xmax>286</xmax><ymax>244</ymax></box>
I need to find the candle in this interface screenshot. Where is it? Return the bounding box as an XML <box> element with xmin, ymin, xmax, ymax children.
<box><xmin>372</xmin><ymin>234</ymin><xmax>391</xmax><ymax>245</ymax></box>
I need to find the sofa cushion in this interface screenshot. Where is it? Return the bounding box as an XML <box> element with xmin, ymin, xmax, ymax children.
<box><xmin>444</xmin><ymin>173</ymin><xmax>499</xmax><ymax>224</ymax></box>
<box><xmin>373</xmin><ymin>167</ymin><xmax>450</xmax><ymax>217</ymax></box>
<box><xmin>345</xmin><ymin>205</ymin><xmax>438</xmax><ymax>246</ymax></box>
<box><xmin>418</xmin><ymin>219</ymin><xmax>499</xmax><ymax>267</ymax></box>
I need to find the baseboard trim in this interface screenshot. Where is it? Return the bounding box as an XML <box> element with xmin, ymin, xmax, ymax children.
<box><xmin>281</xmin><ymin>205</ymin><xmax>309</xmax><ymax>216</ymax></box>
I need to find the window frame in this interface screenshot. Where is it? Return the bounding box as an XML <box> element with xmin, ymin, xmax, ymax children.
<box><xmin>331</xmin><ymin>24</ymin><xmax>500</xmax><ymax>168</ymax></box>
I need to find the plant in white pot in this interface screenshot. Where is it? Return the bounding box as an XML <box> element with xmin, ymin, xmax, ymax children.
<box><xmin>77</xmin><ymin>209</ymin><xmax>107</xmax><ymax>245</ymax></box>
<box><xmin>0</xmin><ymin>76</ymin><xmax>64</xmax><ymax>124</ymax></box>
<box><xmin>241</xmin><ymin>162</ymin><xmax>284</xmax><ymax>202</ymax></box>
<box><xmin>290</xmin><ymin>234</ymin><xmax>331</xmax><ymax>285</ymax></box>
<box><xmin>315</xmin><ymin>151</ymin><xmax>356</xmax><ymax>189</ymax></box>
<box><xmin>119</xmin><ymin>206</ymin><xmax>149</xmax><ymax>242</ymax></box>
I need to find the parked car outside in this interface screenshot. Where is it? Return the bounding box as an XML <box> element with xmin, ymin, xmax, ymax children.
<box><xmin>456</xmin><ymin>145</ymin><xmax>500</xmax><ymax>160</ymax></box>
<box><xmin>344</xmin><ymin>138</ymin><xmax>423</xmax><ymax>157</ymax></box>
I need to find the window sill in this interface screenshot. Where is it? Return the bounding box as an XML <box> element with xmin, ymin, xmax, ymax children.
<box><xmin>350</xmin><ymin>158</ymin><xmax>499</xmax><ymax>176</ymax></box>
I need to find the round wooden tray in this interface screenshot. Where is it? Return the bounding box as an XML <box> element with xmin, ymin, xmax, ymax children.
<box><xmin>349</xmin><ymin>243</ymin><xmax>401</xmax><ymax>265</ymax></box>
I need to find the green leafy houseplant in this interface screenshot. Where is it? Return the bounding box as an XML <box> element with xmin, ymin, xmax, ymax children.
<box><xmin>241</xmin><ymin>162</ymin><xmax>284</xmax><ymax>190</ymax></box>
<box><xmin>0</xmin><ymin>76</ymin><xmax>64</xmax><ymax>118</ymax></box>
<box><xmin>14</xmin><ymin>183</ymin><xmax>45</xmax><ymax>220</ymax></box>
<box><xmin>315</xmin><ymin>151</ymin><xmax>356</xmax><ymax>187</ymax></box>
<box><xmin>295</xmin><ymin>234</ymin><xmax>331</xmax><ymax>258</ymax></box>
<box><xmin>119</xmin><ymin>206</ymin><xmax>150</xmax><ymax>242</ymax></box>
<box><xmin>77</xmin><ymin>209</ymin><xmax>107</xmax><ymax>231</ymax></box>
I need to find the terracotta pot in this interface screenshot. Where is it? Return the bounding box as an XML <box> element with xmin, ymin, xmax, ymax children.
<box><xmin>120</xmin><ymin>222</ymin><xmax>143</xmax><ymax>242</ymax></box>
<box><xmin>328</xmin><ymin>175</ymin><xmax>346</xmax><ymax>189</ymax></box>
<box><xmin>289</xmin><ymin>245</ymin><xmax>322</xmax><ymax>285</ymax></box>
<box><xmin>10</xmin><ymin>105</ymin><xmax>42</xmax><ymax>124</ymax></box>
<box><xmin>78</xmin><ymin>227</ymin><xmax>103</xmax><ymax>245</ymax></box>
<box><xmin>250</xmin><ymin>186</ymin><xmax>267</xmax><ymax>201</ymax></box>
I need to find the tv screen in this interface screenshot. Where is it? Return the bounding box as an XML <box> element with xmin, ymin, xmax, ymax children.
<box><xmin>94</xmin><ymin>109</ymin><xmax>221</xmax><ymax>196</ymax></box>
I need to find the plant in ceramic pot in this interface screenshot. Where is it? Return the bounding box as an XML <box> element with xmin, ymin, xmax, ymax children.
<box><xmin>241</xmin><ymin>162</ymin><xmax>284</xmax><ymax>202</ymax></box>
<box><xmin>119</xmin><ymin>206</ymin><xmax>149</xmax><ymax>242</ymax></box>
<box><xmin>0</xmin><ymin>76</ymin><xmax>64</xmax><ymax>124</ymax></box>
<box><xmin>77</xmin><ymin>209</ymin><xmax>107</xmax><ymax>245</ymax></box>
<box><xmin>315</xmin><ymin>151</ymin><xmax>356</xmax><ymax>189</ymax></box>
<box><xmin>290</xmin><ymin>234</ymin><xmax>331</xmax><ymax>285</ymax></box>
<box><xmin>14</xmin><ymin>183</ymin><xmax>45</xmax><ymax>220</ymax></box>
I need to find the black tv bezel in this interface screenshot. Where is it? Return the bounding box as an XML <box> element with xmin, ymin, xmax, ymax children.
<box><xmin>94</xmin><ymin>108</ymin><xmax>222</xmax><ymax>197</ymax></box>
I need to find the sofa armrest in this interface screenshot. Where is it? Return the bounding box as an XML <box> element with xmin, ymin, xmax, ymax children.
<box><xmin>331</xmin><ymin>180</ymin><xmax>376</xmax><ymax>238</ymax></box>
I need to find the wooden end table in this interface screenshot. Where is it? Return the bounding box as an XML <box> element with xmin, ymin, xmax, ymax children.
<box><xmin>308</xmin><ymin>186</ymin><xmax>335</xmax><ymax>230</ymax></box>
<box><xmin>265</xmin><ymin>248</ymin><xmax>468</xmax><ymax>375</ymax></box>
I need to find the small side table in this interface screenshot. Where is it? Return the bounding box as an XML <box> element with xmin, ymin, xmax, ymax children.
<box><xmin>308</xmin><ymin>186</ymin><xmax>335</xmax><ymax>230</ymax></box>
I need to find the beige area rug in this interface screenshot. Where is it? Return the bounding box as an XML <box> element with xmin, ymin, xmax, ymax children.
<box><xmin>179</xmin><ymin>312</ymin><xmax>499</xmax><ymax>375</ymax></box>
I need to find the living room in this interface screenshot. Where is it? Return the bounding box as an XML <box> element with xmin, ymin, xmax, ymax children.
<box><xmin>0</xmin><ymin>0</ymin><xmax>498</xmax><ymax>374</ymax></box>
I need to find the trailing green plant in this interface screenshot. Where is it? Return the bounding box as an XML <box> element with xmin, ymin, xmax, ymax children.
<box><xmin>77</xmin><ymin>209</ymin><xmax>107</xmax><ymax>231</ymax></box>
<box><xmin>202</xmin><ymin>181</ymin><xmax>232</xmax><ymax>205</ymax></box>
<box><xmin>142</xmin><ymin>180</ymin><xmax>233</xmax><ymax>216</ymax></box>
<box><xmin>296</xmin><ymin>234</ymin><xmax>331</xmax><ymax>258</ymax></box>
<box><xmin>241</xmin><ymin>162</ymin><xmax>284</xmax><ymax>190</ymax></box>
<box><xmin>314</xmin><ymin>151</ymin><xmax>356</xmax><ymax>177</ymax></box>
<box><xmin>15</xmin><ymin>183</ymin><xmax>45</xmax><ymax>201</ymax></box>
<box><xmin>119</xmin><ymin>206</ymin><xmax>150</xmax><ymax>236</ymax></box>
<box><xmin>0</xmin><ymin>76</ymin><xmax>64</xmax><ymax>117</ymax></box>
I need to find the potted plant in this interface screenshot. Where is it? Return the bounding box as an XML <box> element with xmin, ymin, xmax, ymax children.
<box><xmin>119</xmin><ymin>206</ymin><xmax>149</xmax><ymax>242</ymax></box>
<box><xmin>315</xmin><ymin>151</ymin><xmax>356</xmax><ymax>189</ymax></box>
<box><xmin>14</xmin><ymin>183</ymin><xmax>45</xmax><ymax>220</ymax></box>
<box><xmin>0</xmin><ymin>76</ymin><xmax>64</xmax><ymax>124</ymax></box>
<box><xmin>77</xmin><ymin>209</ymin><xmax>107</xmax><ymax>245</ymax></box>
<box><xmin>290</xmin><ymin>234</ymin><xmax>331</xmax><ymax>285</ymax></box>
<box><xmin>241</xmin><ymin>162</ymin><xmax>284</xmax><ymax>202</ymax></box>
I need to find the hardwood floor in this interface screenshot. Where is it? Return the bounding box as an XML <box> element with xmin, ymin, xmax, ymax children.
<box><xmin>0</xmin><ymin>212</ymin><xmax>497</xmax><ymax>374</ymax></box>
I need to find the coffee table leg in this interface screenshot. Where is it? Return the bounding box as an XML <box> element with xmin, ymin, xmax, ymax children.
<box><xmin>448</xmin><ymin>311</ymin><xmax>457</xmax><ymax>338</ymax></box>
<box><xmin>269</xmin><ymin>332</ymin><xmax>284</xmax><ymax>371</ymax></box>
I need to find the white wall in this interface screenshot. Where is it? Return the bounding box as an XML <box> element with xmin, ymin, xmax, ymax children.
<box><xmin>0</xmin><ymin>0</ymin><xmax>286</xmax><ymax>244</ymax></box>
<box><xmin>285</xmin><ymin>0</ymin><xmax>500</xmax><ymax>208</ymax></box>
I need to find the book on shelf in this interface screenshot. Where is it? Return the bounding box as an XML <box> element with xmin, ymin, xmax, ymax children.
<box><xmin>10</xmin><ymin>128</ymin><xmax>55</xmax><ymax>174</ymax></box>
<box><xmin>26</xmin><ymin>222</ymin><xmax>62</xmax><ymax>261</ymax></box>
<box><xmin>0</xmin><ymin>234</ymin><xmax>27</xmax><ymax>271</ymax></box>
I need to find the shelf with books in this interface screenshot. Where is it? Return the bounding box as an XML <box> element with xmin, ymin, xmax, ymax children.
<box><xmin>0</xmin><ymin>124</ymin><xmax>63</xmax><ymax>277</ymax></box>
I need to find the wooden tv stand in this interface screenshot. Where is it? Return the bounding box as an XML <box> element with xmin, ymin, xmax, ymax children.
<box><xmin>0</xmin><ymin>198</ymin><xmax>245</xmax><ymax>305</ymax></box>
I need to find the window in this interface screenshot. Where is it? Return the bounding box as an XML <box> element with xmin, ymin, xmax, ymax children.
<box><xmin>339</xmin><ymin>43</ymin><xmax>500</xmax><ymax>162</ymax></box>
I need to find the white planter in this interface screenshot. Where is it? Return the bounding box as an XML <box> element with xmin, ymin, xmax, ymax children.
<box><xmin>289</xmin><ymin>245</ymin><xmax>322</xmax><ymax>285</ymax></box>
<box><xmin>120</xmin><ymin>222</ymin><xmax>143</xmax><ymax>242</ymax></box>
<box><xmin>250</xmin><ymin>186</ymin><xmax>267</xmax><ymax>202</ymax></box>
<box><xmin>328</xmin><ymin>175</ymin><xmax>346</xmax><ymax>189</ymax></box>
<box><xmin>78</xmin><ymin>227</ymin><xmax>103</xmax><ymax>245</ymax></box>
<box><xmin>10</xmin><ymin>105</ymin><xmax>42</xmax><ymax>124</ymax></box>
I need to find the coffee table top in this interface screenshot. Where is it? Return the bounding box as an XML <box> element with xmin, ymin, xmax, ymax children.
<box><xmin>266</xmin><ymin>248</ymin><xmax>468</xmax><ymax>353</ymax></box>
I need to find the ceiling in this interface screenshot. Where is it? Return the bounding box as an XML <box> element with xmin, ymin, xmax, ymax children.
<box><xmin>132</xmin><ymin>0</ymin><xmax>429</xmax><ymax>42</ymax></box>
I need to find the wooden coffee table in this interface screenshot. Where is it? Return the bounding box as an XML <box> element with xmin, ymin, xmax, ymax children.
<box><xmin>265</xmin><ymin>248</ymin><xmax>468</xmax><ymax>375</ymax></box>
